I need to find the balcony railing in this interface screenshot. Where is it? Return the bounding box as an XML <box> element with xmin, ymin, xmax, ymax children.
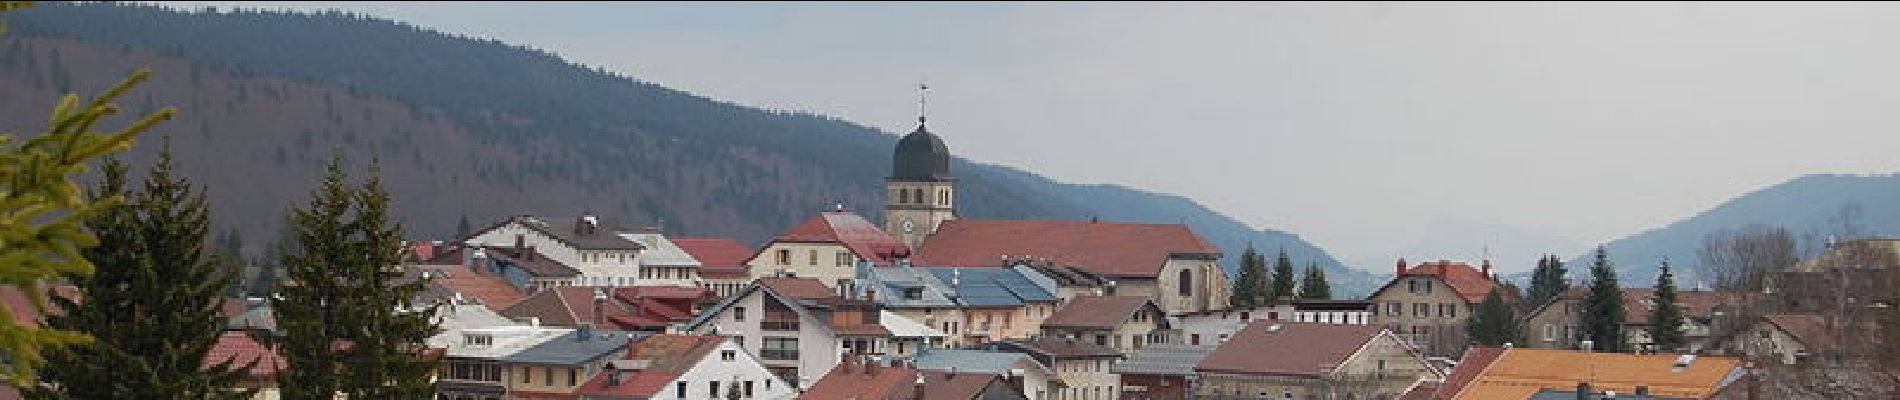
<box><xmin>760</xmin><ymin>348</ymin><xmax>800</xmax><ymax>360</ymax></box>
<box><xmin>762</xmin><ymin>320</ymin><xmax>800</xmax><ymax>331</ymax></box>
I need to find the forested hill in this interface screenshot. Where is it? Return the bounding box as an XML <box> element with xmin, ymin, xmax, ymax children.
<box><xmin>0</xmin><ymin>2</ymin><xmax>1375</xmax><ymax>295</ymax></box>
<box><xmin>1555</xmin><ymin>174</ymin><xmax>1900</xmax><ymax>288</ymax></box>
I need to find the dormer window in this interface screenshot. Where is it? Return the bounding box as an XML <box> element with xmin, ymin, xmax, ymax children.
<box><xmin>903</xmin><ymin>288</ymin><xmax>923</xmax><ymax>300</ymax></box>
<box><xmin>464</xmin><ymin>333</ymin><xmax>493</xmax><ymax>347</ymax></box>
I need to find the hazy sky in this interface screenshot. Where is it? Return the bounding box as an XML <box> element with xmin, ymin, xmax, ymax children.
<box><xmin>162</xmin><ymin>1</ymin><xmax>1900</xmax><ymax>268</ymax></box>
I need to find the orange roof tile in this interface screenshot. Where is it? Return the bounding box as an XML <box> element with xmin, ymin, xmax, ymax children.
<box><xmin>1449</xmin><ymin>348</ymin><xmax>1742</xmax><ymax>399</ymax></box>
<box><xmin>799</xmin><ymin>360</ymin><xmax>920</xmax><ymax>400</ymax></box>
<box><xmin>1432</xmin><ymin>347</ymin><xmax>1505</xmax><ymax>399</ymax></box>
<box><xmin>759</xmin><ymin>277</ymin><xmax>841</xmax><ymax>301</ymax></box>
<box><xmin>912</xmin><ymin>220</ymin><xmax>1220</xmax><ymax>278</ymax></box>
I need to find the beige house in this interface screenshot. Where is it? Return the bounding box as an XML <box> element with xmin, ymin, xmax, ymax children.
<box><xmin>1365</xmin><ymin>259</ymin><xmax>1519</xmax><ymax>357</ymax></box>
<box><xmin>1039</xmin><ymin>295</ymin><xmax>1173</xmax><ymax>355</ymax></box>
<box><xmin>463</xmin><ymin>214</ymin><xmax>650</xmax><ymax>291</ymax></box>
<box><xmin>994</xmin><ymin>337</ymin><xmax>1125</xmax><ymax>400</ymax></box>
<box><xmin>745</xmin><ymin>210</ymin><xmax>910</xmax><ymax>294</ymax></box>
<box><xmin>1192</xmin><ymin>322</ymin><xmax>1440</xmax><ymax>400</ymax></box>
<box><xmin>1522</xmin><ymin>286</ymin><xmax>1748</xmax><ymax>352</ymax></box>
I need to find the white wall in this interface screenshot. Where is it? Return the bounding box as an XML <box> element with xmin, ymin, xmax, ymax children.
<box><xmin>664</xmin><ymin>340</ymin><xmax>797</xmax><ymax>400</ymax></box>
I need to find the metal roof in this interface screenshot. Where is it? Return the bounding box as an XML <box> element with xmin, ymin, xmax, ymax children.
<box><xmin>1110</xmin><ymin>344</ymin><xmax>1219</xmax><ymax>376</ymax></box>
<box><xmin>913</xmin><ymin>348</ymin><xmax>1048</xmax><ymax>376</ymax></box>
<box><xmin>503</xmin><ymin>330</ymin><xmax>642</xmax><ymax>366</ymax></box>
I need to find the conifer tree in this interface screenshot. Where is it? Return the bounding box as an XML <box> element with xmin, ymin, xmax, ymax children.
<box><xmin>1230</xmin><ymin>246</ymin><xmax>1268</xmax><ymax>308</ymax></box>
<box><xmin>34</xmin><ymin>141</ymin><xmax>253</xmax><ymax>399</ymax></box>
<box><xmin>455</xmin><ymin>214</ymin><xmax>472</xmax><ymax>241</ymax></box>
<box><xmin>1298</xmin><ymin>263</ymin><xmax>1332</xmax><ymax>300</ymax></box>
<box><xmin>0</xmin><ymin>19</ymin><xmax>168</xmax><ymax>381</ymax></box>
<box><xmin>1647</xmin><ymin>261</ymin><xmax>1687</xmax><ymax>352</ymax></box>
<box><xmin>1268</xmin><ymin>249</ymin><xmax>1296</xmax><ymax>302</ymax></box>
<box><xmin>265</xmin><ymin>156</ymin><xmax>439</xmax><ymax>399</ymax></box>
<box><xmin>1466</xmin><ymin>288</ymin><xmax>1521</xmax><ymax>346</ymax></box>
<box><xmin>1582</xmin><ymin>246</ymin><xmax>1629</xmax><ymax>353</ymax></box>
<box><xmin>1528</xmin><ymin>255</ymin><xmax>1569</xmax><ymax>308</ymax></box>
<box><xmin>216</xmin><ymin>228</ymin><xmax>246</xmax><ymax>296</ymax></box>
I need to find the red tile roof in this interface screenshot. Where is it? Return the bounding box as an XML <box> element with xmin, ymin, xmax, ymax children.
<box><xmin>0</xmin><ymin>285</ymin><xmax>79</xmax><ymax>327</ymax></box>
<box><xmin>1041</xmin><ymin>295</ymin><xmax>1157</xmax><ymax>330</ymax></box>
<box><xmin>759</xmin><ymin>278</ymin><xmax>841</xmax><ymax>301</ymax></box>
<box><xmin>1431</xmin><ymin>346</ymin><xmax>1504</xmax><ymax>399</ymax></box>
<box><xmin>1620</xmin><ymin>289</ymin><xmax>1745</xmax><ymax>325</ymax></box>
<box><xmin>413</xmin><ymin>265</ymin><xmax>527</xmax><ymax>309</ymax></box>
<box><xmin>799</xmin><ymin>359</ymin><xmax>920</xmax><ymax>400</ymax></box>
<box><xmin>912</xmin><ymin>220</ymin><xmax>1220</xmax><ymax>278</ymax></box>
<box><xmin>501</xmin><ymin>286</ymin><xmax>639</xmax><ymax>328</ymax></box>
<box><xmin>1375</xmin><ymin>261</ymin><xmax>1503</xmax><ymax>304</ymax></box>
<box><xmin>767</xmin><ymin>211</ymin><xmax>910</xmax><ymax>265</ymax></box>
<box><xmin>206</xmin><ymin>331</ymin><xmax>285</xmax><ymax>378</ymax></box>
<box><xmin>672</xmin><ymin>238</ymin><xmax>754</xmax><ymax>279</ymax></box>
<box><xmin>1763</xmin><ymin>314</ymin><xmax>1834</xmax><ymax>348</ymax></box>
<box><xmin>919</xmin><ymin>371</ymin><xmax>1009</xmax><ymax>400</ymax></box>
<box><xmin>1003</xmin><ymin>336</ymin><xmax>1123</xmax><ymax>359</ymax></box>
<box><xmin>576</xmin><ymin>334</ymin><xmax>725</xmax><ymax>398</ymax></box>
<box><xmin>1196</xmin><ymin>321</ymin><xmax>1385</xmax><ymax>377</ymax></box>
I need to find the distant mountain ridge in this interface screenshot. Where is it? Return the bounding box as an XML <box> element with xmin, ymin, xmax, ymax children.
<box><xmin>1556</xmin><ymin>173</ymin><xmax>1900</xmax><ymax>287</ymax></box>
<box><xmin>0</xmin><ymin>2</ymin><xmax>1375</xmax><ymax>294</ymax></box>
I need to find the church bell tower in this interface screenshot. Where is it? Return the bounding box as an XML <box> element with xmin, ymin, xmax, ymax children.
<box><xmin>885</xmin><ymin>84</ymin><xmax>956</xmax><ymax>250</ymax></box>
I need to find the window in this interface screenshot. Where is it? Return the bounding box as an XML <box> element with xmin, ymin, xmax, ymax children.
<box><xmin>897</xmin><ymin>189</ymin><xmax>909</xmax><ymax>203</ymax></box>
<box><xmin>1190</xmin><ymin>334</ymin><xmax>1201</xmax><ymax>345</ymax></box>
<box><xmin>913</xmin><ymin>189</ymin><xmax>925</xmax><ymax>204</ymax></box>
<box><xmin>1133</xmin><ymin>335</ymin><xmax>1145</xmax><ymax>349</ymax></box>
<box><xmin>1387</xmin><ymin>302</ymin><xmax>1401</xmax><ymax>316</ymax></box>
<box><xmin>1441</xmin><ymin>303</ymin><xmax>1456</xmax><ymax>318</ymax></box>
<box><xmin>1413</xmin><ymin>303</ymin><xmax>1429</xmax><ymax>318</ymax></box>
<box><xmin>735</xmin><ymin>307</ymin><xmax>747</xmax><ymax>322</ymax></box>
<box><xmin>1241</xmin><ymin>311</ymin><xmax>1251</xmax><ymax>321</ymax></box>
<box><xmin>808</xmin><ymin>250</ymin><xmax>818</xmax><ymax>266</ymax></box>
<box><xmin>544</xmin><ymin>368</ymin><xmax>553</xmax><ymax>386</ymax></box>
<box><xmin>567</xmin><ymin>368</ymin><xmax>577</xmax><ymax>387</ymax></box>
<box><xmin>1096</xmin><ymin>334</ymin><xmax>1108</xmax><ymax>346</ymax></box>
<box><xmin>1544</xmin><ymin>324</ymin><xmax>1555</xmax><ymax>341</ymax></box>
<box><xmin>1408</xmin><ymin>280</ymin><xmax>1418</xmax><ymax>293</ymax></box>
<box><xmin>745</xmin><ymin>381</ymin><xmax>755</xmax><ymax>398</ymax></box>
<box><xmin>837</xmin><ymin>251</ymin><xmax>852</xmax><ymax>267</ymax></box>
<box><xmin>676</xmin><ymin>381</ymin><xmax>687</xmax><ymax>398</ymax></box>
<box><xmin>1283</xmin><ymin>389</ymin><xmax>1294</xmax><ymax>399</ymax></box>
<box><xmin>1425</xmin><ymin>281</ymin><xmax>1433</xmax><ymax>294</ymax></box>
<box><xmin>722</xmin><ymin>350</ymin><xmax>736</xmax><ymax>361</ymax></box>
<box><xmin>903</xmin><ymin>288</ymin><xmax>923</xmax><ymax>300</ymax></box>
<box><xmin>1178</xmin><ymin>269</ymin><xmax>1193</xmax><ymax>296</ymax></box>
<box><xmin>710</xmin><ymin>381</ymin><xmax>720</xmax><ymax>398</ymax></box>
<box><xmin>522</xmin><ymin>367</ymin><xmax>531</xmax><ymax>383</ymax></box>
<box><xmin>776</xmin><ymin>249</ymin><xmax>790</xmax><ymax>265</ymax></box>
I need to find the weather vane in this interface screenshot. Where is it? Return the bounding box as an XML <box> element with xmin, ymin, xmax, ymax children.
<box><xmin>917</xmin><ymin>81</ymin><xmax>930</xmax><ymax>124</ymax></box>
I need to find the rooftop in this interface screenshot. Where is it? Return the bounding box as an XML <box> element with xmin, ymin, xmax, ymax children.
<box><xmin>914</xmin><ymin>348</ymin><xmax>1045</xmax><ymax>375</ymax></box>
<box><xmin>1449</xmin><ymin>348</ymin><xmax>1743</xmax><ymax>399</ymax></box>
<box><xmin>618</xmin><ymin>232</ymin><xmax>700</xmax><ymax>267</ymax></box>
<box><xmin>1110</xmin><ymin>344</ymin><xmax>1219</xmax><ymax>376</ymax></box>
<box><xmin>503</xmin><ymin>329</ymin><xmax>641</xmax><ymax>366</ymax></box>
<box><xmin>1195</xmin><ymin>321</ymin><xmax>1386</xmax><ymax>378</ymax></box>
<box><xmin>912</xmin><ymin>219</ymin><xmax>1220</xmax><ymax>278</ymax></box>
<box><xmin>574</xmin><ymin>334</ymin><xmax>727</xmax><ymax>398</ymax></box>
<box><xmin>771</xmin><ymin>211</ymin><xmax>910</xmax><ymax>265</ymax></box>
<box><xmin>1041</xmin><ymin>295</ymin><xmax>1157</xmax><ymax>330</ymax></box>
<box><xmin>672</xmin><ymin>237</ymin><xmax>753</xmax><ymax>279</ymax></box>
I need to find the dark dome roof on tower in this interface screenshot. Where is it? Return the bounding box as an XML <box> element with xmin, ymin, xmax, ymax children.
<box><xmin>892</xmin><ymin>121</ymin><xmax>952</xmax><ymax>181</ymax></box>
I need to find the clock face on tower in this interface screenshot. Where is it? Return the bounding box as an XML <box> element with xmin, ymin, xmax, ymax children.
<box><xmin>902</xmin><ymin>218</ymin><xmax>917</xmax><ymax>234</ymax></box>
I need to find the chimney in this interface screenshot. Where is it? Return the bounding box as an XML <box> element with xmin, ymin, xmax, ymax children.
<box><xmin>1576</xmin><ymin>382</ymin><xmax>1590</xmax><ymax>400</ymax></box>
<box><xmin>1396</xmin><ymin>258</ymin><xmax>1409</xmax><ymax>277</ymax></box>
<box><xmin>606</xmin><ymin>364</ymin><xmax>622</xmax><ymax>387</ymax></box>
<box><xmin>1481</xmin><ymin>260</ymin><xmax>1492</xmax><ymax>279</ymax></box>
<box><xmin>514</xmin><ymin>235</ymin><xmax>526</xmax><ymax>254</ymax></box>
<box><xmin>1635</xmin><ymin>385</ymin><xmax>1650</xmax><ymax>396</ymax></box>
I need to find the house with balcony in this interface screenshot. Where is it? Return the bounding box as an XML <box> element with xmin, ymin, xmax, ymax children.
<box><xmin>501</xmin><ymin>328</ymin><xmax>641</xmax><ymax>398</ymax></box>
<box><xmin>674</xmin><ymin>238</ymin><xmax>756</xmax><ymax>298</ymax></box>
<box><xmin>683</xmin><ymin>277</ymin><xmax>894</xmax><ymax>390</ymax></box>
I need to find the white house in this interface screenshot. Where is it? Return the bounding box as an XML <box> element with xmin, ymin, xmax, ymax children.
<box><xmin>576</xmin><ymin>334</ymin><xmax>795</xmax><ymax>400</ymax></box>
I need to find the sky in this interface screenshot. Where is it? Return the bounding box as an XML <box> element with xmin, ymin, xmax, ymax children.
<box><xmin>160</xmin><ymin>1</ymin><xmax>1900</xmax><ymax>270</ymax></box>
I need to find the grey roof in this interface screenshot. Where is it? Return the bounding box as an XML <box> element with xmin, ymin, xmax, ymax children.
<box><xmin>226</xmin><ymin>306</ymin><xmax>276</xmax><ymax>332</ymax></box>
<box><xmin>929</xmin><ymin>268</ymin><xmax>1057</xmax><ymax>307</ymax></box>
<box><xmin>914</xmin><ymin>348</ymin><xmax>1046</xmax><ymax>375</ymax></box>
<box><xmin>892</xmin><ymin>122</ymin><xmax>952</xmax><ymax>181</ymax></box>
<box><xmin>1110</xmin><ymin>344</ymin><xmax>1219</xmax><ymax>376</ymax></box>
<box><xmin>503</xmin><ymin>330</ymin><xmax>641</xmax><ymax>366</ymax></box>
<box><xmin>862</xmin><ymin>263</ymin><xmax>959</xmax><ymax>308</ymax></box>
